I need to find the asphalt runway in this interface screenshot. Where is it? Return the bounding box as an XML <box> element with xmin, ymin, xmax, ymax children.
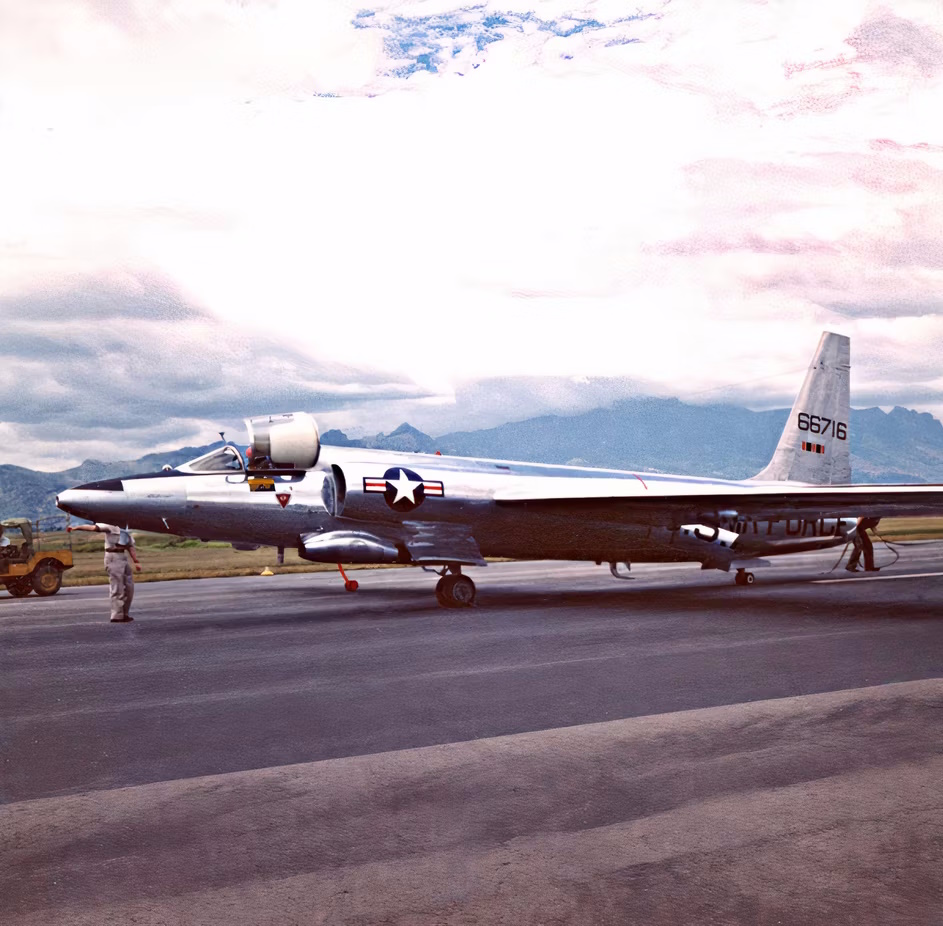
<box><xmin>3</xmin><ymin>544</ymin><xmax>943</xmax><ymax>925</ymax></box>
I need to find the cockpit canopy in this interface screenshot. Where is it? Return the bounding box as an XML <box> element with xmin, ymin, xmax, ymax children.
<box><xmin>172</xmin><ymin>412</ymin><xmax>320</xmax><ymax>475</ymax></box>
<box><xmin>176</xmin><ymin>445</ymin><xmax>245</xmax><ymax>474</ymax></box>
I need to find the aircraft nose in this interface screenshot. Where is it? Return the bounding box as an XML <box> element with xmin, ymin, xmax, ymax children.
<box><xmin>56</xmin><ymin>481</ymin><xmax>125</xmax><ymax>520</ymax></box>
<box><xmin>56</xmin><ymin>488</ymin><xmax>84</xmax><ymax>515</ymax></box>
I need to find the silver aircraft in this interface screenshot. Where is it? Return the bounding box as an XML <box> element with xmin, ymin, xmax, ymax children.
<box><xmin>57</xmin><ymin>332</ymin><xmax>943</xmax><ymax>607</ymax></box>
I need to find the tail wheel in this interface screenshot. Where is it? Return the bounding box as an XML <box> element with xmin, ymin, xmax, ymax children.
<box><xmin>735</xmin><ymin>570</ymin><xmax>755</xmax><ymax>586</ymax></box>
<box><xmin>32</xmin><ymin>563</ymin><xmax>63</xmax><ymax>596</ymax></box>
<box><xmin>6</xmin><ymin>579</ymin><xmax>32</xmax><ymax>598</ymax></box>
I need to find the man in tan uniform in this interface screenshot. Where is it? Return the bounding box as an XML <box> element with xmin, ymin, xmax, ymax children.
<box><xmin>68</xmin><ymin>523</ymin><xmax>142</xmax><ymax>622</ymax></box>
<box><xmin>846</xmin><ymin>516</ymin><xmax>881</xmax><ymax>573</ymax></box>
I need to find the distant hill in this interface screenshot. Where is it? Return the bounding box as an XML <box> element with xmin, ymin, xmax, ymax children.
<box><xmin>5</xmin><ymin>403</ymin><xmax>943</xmax><ymax>520</ymax></box>
<box><xmin>439</xmin><ymin>398</ymin><xmax>783</xmax><ymax>479</ymax></box>
<box><xmin>437</xmin><ymin>401</ymin><xmax>943</xmax><ymax>483</ymax></box>
<box><xmin>849</xmin><ymin>406</ymin><xmax>943</xmax><ymax>482</ymax></box>
<box><xmin>321</xmin><ymin>422</ymin><xmax>438</xmax><ymax>453</ymax></box>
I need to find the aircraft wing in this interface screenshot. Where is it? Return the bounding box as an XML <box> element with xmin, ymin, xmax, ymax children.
<box><xmin>493</xmin><ymin>479</ymin><xmax>943</xmax><ymax>527</ymax></box>
<box><xmin>401</xmin><ymin>521</ymin><xmax>487</xmax><ymax>566</ymax></box>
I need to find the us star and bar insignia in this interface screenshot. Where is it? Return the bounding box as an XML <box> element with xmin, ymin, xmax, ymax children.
<box><xmin>363</xmin><ymin>467</ymin><xmax>444</xmax><ymax>512</ymax></box>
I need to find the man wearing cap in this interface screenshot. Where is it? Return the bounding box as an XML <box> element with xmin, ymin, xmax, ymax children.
<box><xmin>68</xmin><ymin>523</ymin><xmax>142</xmax><ymax>622</ymax></box>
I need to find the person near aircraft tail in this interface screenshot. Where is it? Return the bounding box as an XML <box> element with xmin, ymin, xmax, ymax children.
<box><xmin>67</xmin><ymin>523</ymin><xmax>141</xmax><ymax>621</ymax></box>
<box><xmin>846</xmin><ymin>516</ymin><xmax>881</xmax><ymax>572</ymax></box>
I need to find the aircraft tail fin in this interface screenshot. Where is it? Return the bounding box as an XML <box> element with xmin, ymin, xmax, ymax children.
<box><xmin>752</xmin><ymin>332</ymin><xmax>851</xmax><ymax>485</ymax></box>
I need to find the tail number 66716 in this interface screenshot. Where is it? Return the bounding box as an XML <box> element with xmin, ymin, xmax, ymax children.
<box><xmin>797</xmin><ymin>413</ymin><xmax>847</xmax><ymax>439</ymax></box>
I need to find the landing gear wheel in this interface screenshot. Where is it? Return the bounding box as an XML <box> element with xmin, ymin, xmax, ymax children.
<box><xmin>735</xmin><ymin>569</ymin><xmax>755</xmax><ymax>586</ymax></box>
<box><xmin>435</xmin><ymin>574</ymin><xmax>476</xmax><ymax>608</ymax></box>
<box><xmin>7</xmin><ymin>578</ymin><xmax>32</xmax><ymax>597</ymax></box>
<box><xmin>32</xmin><ymin>563</ymin><xmax>63</xmax><ymax>596</ymax></box>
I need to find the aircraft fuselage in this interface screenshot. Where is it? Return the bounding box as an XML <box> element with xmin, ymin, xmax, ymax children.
<box><xmin>57</xmin><ymin>445</ymin><xmax>858</xmax><ymax>570</ymax></box>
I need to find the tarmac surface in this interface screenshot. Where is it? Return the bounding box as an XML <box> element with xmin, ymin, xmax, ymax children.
<box><xmin>2</xmin><ymin>543</ymin><xmax>943</xmax><ymax>925</ymax></box>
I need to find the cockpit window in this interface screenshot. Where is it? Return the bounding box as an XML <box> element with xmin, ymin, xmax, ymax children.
<box><xmin>177</xmin><ymin>445</ymin><xmax>245</xmax><ymax>474</ymax></box>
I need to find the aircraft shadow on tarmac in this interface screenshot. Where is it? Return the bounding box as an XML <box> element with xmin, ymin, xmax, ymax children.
<box><xmin>125</xmin><ymin>571</ymin><xmax>943</xmax><ymax>634</ymax></box>
<box><xmin>468</xmin><ymin>582</ymin><xmax>942</xmax><ymax>622</ymax></box>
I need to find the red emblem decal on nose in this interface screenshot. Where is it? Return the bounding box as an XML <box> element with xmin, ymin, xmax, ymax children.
<box><xmin>276</xmin><ymin>491</ymin><xmax>291</xmax><ymax>508</ymax></box>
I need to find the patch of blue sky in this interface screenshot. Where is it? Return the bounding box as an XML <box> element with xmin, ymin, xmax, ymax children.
<box><xmin>354</xmin><ymin>5</ymin><xmax>660</xmax><ymax>78</ymax></box>
<box><xmin>543</xmin><ymin>17</ymin><xmax>605</xmax><ymax>38</ymax></box>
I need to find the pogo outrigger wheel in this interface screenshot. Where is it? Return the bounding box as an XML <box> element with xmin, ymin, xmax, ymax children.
<box><xmin>337</xmin><ymin>563</ymin><xmax>359</xmax><ymax>592</ymax></box>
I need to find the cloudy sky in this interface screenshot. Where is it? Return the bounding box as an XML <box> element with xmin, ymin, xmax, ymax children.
<box><xmin>3</xmin><ymin>0</ymin><xmax>943</xmax><ymax>470</ymax></box>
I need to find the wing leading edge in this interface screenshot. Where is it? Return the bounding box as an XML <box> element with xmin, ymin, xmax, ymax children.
<box><xmin>494</xmin><ymin>480</ymin><xmax>943</xmax><ymax>527</ymax></box>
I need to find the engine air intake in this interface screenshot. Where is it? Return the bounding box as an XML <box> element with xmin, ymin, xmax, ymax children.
<box><xmin>245</xmin><ymin>412</ymin><xmax>320</xmax><ymax>469</ymax></box>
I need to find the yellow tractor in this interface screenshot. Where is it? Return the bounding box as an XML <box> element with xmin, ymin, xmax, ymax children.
<box><xmin>1</xmin><ymin>518</ymin><xmax>74</xmax><ymax>597</ymax></box>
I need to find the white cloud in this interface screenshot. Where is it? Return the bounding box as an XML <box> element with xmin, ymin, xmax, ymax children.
<box><xmin>4</xmin><ymin>0</ymin><xmax>943</xmax><ymax>468</ymax></box>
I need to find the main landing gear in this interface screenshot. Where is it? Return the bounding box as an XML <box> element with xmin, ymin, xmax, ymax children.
<box><xmin>734</xmin><ymin>568</ymin><xmax>755</xmax><ymax>586</ymax></box>
<box><xmin>432</xmin><ymin>564</ymin><xmax>477</xmax><ymax>608</ymax></box>
<box><xmin>335</xmin><ymin>562</ymin><xmax>477</xmax><ymax>606</ymax></box>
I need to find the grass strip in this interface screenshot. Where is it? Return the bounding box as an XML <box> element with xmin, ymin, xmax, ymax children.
<box><xmin>20</xmin><ymin>519</ymin><xmax>943</xmax><ymax>587</ymax></box>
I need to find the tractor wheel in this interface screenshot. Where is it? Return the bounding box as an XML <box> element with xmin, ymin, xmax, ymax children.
<box><xmin>7</xmin><ymin>578</ymin><xmax>32</xmax><ymax>597</ymax></box>
<box><xmin>31</xmin><ymin>563</ymin><xmax>63</xmax><ymax>596</ymax></box>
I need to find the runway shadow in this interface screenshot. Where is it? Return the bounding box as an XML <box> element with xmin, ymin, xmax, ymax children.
<box><xmin>472</xmin><ymin>575</ymin><xmax>943</xmax><ymax>625</ymax></box>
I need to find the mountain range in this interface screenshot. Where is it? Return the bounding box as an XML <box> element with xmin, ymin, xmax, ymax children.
<box><xmin>4</xmin><ymin>399</ymin><xmax>943</xmax><ymax>522</ymax></box>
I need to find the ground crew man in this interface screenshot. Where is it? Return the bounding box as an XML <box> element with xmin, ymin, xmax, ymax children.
<box><xmin>68</xmin><ymin>523</ymin><xmax>142</xmax><ymax>622</ymax></box>
<box><xmin>846</xmin><ymin>516</ymin><xmax>881</xmax><ymax>573</ymax></box>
